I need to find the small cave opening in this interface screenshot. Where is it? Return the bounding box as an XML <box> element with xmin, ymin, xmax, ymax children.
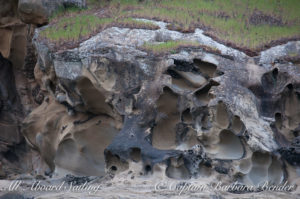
<box><xmin>287</xmin><ymin>83</ymin><xmax>293</xmax><ymax>90</ymax></box>
<box><xmin>182</xmin><ymin>108</ymin><xmax>193</xmax><ymax>123</ymax></box>
<box><xmin>272</xmin><ymin>68</ymin><xmax>278</xmax><ymax>78</ymax></box>
<box><xmin>193</xmin><ymin>59</ymin><xmax>217</xmax><ymax>78</ymax></box>
<box><xmin>2</xmin><ymin>149</ymin><xmax>19</xmax><ymax>163</ymax></box>
<box><xmin>167</xmin><ymin>59</ymin><xmax>218</xmax><ymax>91</ymax></box>
<box><xmin>105</xmin><ymin>151</ymin><xmax>129</xmax><ymax>173</ymax></box>
<box><xmin>173</xmin><ymin>60</ymin><xmax>198</xmax><ymax>73</ymax></box>
<box><xmin>145</xmin><ymin>165</ymin><xmax>152</xmax><ymax>173</ymax></box>
<box><xmin>110</xmin><ymin>166</ymin><xmax>118</xmax><ymax>172</ymax></box>
<box><xmin>194</xmin><ymin>82</ymin><xmax>218</xmax><ymax>106</ymax></box>
<box><xmin>275</xmin><ymin>112</ymin><xmax>282</xmax><ymax>122</ymax></box>
<box><xmin>48</xmin><ymin>80</ymin><xmax>56</xmax><ymax>94</ymax></box>
<box><xmin>166</xmin><ymin>68</ymin><xmax>203</xmax><ymax>90</ymax></box>
<box><xmin>293</xmin><ymin>131</ymin><xmax>299</xmax><ymax>137</ymax></box>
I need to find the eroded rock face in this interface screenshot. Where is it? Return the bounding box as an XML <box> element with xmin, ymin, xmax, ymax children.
<box><xmin>0</xmin><ymin>0</ymin><xmax>86</xmax><ymax>66</ymax></box>
<box><xmin>0</xmin><ymin>0</ymin><xmax>66</xmax><ymax>178</ymax></box>
<box><xmin>0</xmin><ymin>0</ymin><xmax>19</xmax><ymax>26</ymax></box>
<box><xmin>18</xmin><ymin>0</ymin><xmax>87</xmax><ymax>25</ymax></box>
<box><xmin>22</xmin><ymin>96</ymin><xmax>121</xmax><ymax>176</ymax></box>
<box><xmin>0</xmin><ymin>53</ymin><xmax>36</xmax><ymax>178</ymax></box>
<box><xmin>0</xmin><ymin>53</ymin><xmax>22</xmax><ymax>153</ymax></box>
<box><xmin>18</xmin><ymin>19</ymin><xmax>300</xmax><ymax>190</ymax></box>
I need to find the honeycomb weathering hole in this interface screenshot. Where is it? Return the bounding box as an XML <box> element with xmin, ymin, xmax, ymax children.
<box><xmin>261</xmin><ymin>68</ymin><xmax>289</xmax><ymax>94</ymax></box>
<box><xmin>166</xmin><ymin>157</ymin><xmax>190</xmax><ymax>180</ymax></box>
<box><xmin>182</xmin><ymin>109</ymin><xmax>193</xmax><ymax>124</ymax></box>
<box><xmin>77</xmin><ymin>77</ymin><xmax>113</xmax><ymax>115</ymax></box>
<box><xmin>152</xmin><ymin>87</ymin><xmax>180</xmax><ymax>150</ymax></box>
<box><xmin>275</xmin><ymin>112</ymin><xmax>282</xmax><ymax>129</ymax></box>
<box><xmin>105</xmin><ymin>151</ymin><xmax>129</xmax><ymax>173</ymax></box>
<box><xmin>268</xmin><ymin>157</ymin><xmax>284</xmax><ymax>184</ymax></box>
<box><xmin>156</xmin><ymin>87</ymin><xmax>178</xmax><ymax>115</ymax></box>
<box><xmin>194</xmin><ymin>82</ymin><xmax>218</xmax><ymax>105</ymax></box>
<box><xmin>194</xmin><ymin>59</ymin><xmax>217</xmax><ymax>78</ymax></box>
<box><xmin>111</xmin><ymin>166</ymin><xmax>117</xmax><ymax>171</ymax></box>
<box><xmin>145</xmin><ymin>165</ymin><xmax>152</xmax><ymax>173</ymax></box>
<box><xmin>287</xmin><ymin>83</ymin><xmax>293</xmax><ymax>90</ymax></box>
<box><xmin>167</xmin><ymin>69</ymin><xmax>203</xmax><ymax>91</ymax></box>
<box><xmin>152</xmin><ymin>114</ymin><xmax>179</xmax><ymax>150</ymax></box>
<box><xmin>216</xmin><ymin>101</ymin><xmax>230</xmax><ymax>129</ymax></box>
<box><xmin>214</xmin><ymin>130</ymin><xmax>244</xmax><ymax>160</ymax></box>
<box><xmin>54</xmin><ymin>115</ymin><xmax>120</xmax><ymax>176</ymax></box>
<box><xmin>231</xmin><ymin>115</ymin><xmax>245</xmax><ymax>135</ymax></box>
<box><xmin>166</xmin><ymin>164</ymin><xmax>190</xmax><ymax>179</ymax></box>
<box><xmin>272</xmin><ymin>68</ymin><xmax>278</xmax><ymax>77</ymax></box>
<box><xmin>244</xmin><ymin>152</ymin><xmax>284</xmax><ymax>185</ymax></box>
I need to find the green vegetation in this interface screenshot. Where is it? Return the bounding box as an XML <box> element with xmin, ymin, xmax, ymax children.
<box><xmin>141</xmin><ymin>40</ymin><xmax>200</xmax><ymax>54</ymax></box>
<box><xmin>41</xmin><ymin>15</ymin><xmax>113</xmax><ymax>41</ymax></box>
<box><xmin>42</xmin><ymin>0</ymin><xmax>300</xmax><ymax>53</ymax></box>
<box><xmin>103</xmin><ymin>0</ymin><xmax>300</xmax><ymax>51</ymax></box>
<box><xmin>141</xmin><ymin>40</ymin><xmax>220</xmax><ymax>55</ymax></box>
<box><xmin>50</xmin><ymin>5</ymin><xmax>83</xmax><ymax>20</ymax></box>
<box><xmin>40</xmin><ymin>16</ymin><xmax>158</xmax><ymax>42</ymax></box>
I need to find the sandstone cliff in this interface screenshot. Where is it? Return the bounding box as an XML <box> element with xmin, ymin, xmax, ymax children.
<box><xmin>0</xmin><ymin>1</ymin><xmax>299</xmax><ymax>198</ymax></box>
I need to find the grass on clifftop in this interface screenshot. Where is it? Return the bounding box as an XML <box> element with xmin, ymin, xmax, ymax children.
<box><xmin>142</xmin><ymin>40</ymin><xmax>199</xmax><ymax>54</ymax></box>
<box><xmin>41</xmin><ymin>0</ymin><xmax>300</xmax><ymax>55</ymax></box>
<box><xmin>40</xmin><ymin>15</ymin><xmax>159</xmax><ymax>43</ymax></box>
<box><xmin>141</xmin><ymin>40</ymin><xmax>220</xmax><ymax>55</ymax></box>
<box><xmin>41</xmin><ymin>16</ymin><xmax>112</xmax><ymax>41</ymax></box>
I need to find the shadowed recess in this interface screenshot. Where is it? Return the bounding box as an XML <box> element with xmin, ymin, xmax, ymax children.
<box><xmin>214</xmin><ymin>130</ymin><xmax>244</xmax><ymax>160</ymax></box>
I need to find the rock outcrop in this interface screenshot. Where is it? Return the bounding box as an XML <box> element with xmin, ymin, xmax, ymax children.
<box><xmin>0</xmin><ymin>0</ymin><xmax>86</xmax><ymax>178</ymax></box>
<box><xmin>0</xmin><ymin>53</ymin><xmax>22</xmax><ymax>152</ymax></box>
<box><xmin>0</xmin><ymin>1</ymin><xmax>299</xmax><ymax>197</ymax></box>
<box><xmin>17</xmin><ymin>18</ymin><xmax>300</xmax><ymax>190</ymax></box>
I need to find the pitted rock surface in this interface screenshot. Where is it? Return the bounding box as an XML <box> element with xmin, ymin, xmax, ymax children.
<box><xmin>16</xmin><ymin>19</ymin><xmax>299</xmax><ymax>189</ymax></box>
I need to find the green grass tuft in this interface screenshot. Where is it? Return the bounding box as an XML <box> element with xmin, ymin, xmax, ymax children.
<box><xmin>141</xmin><ymin>40</ymin><xmax>218</xmax><ymax>54</ymax></box>
<box><xmin>40</xmin><ymin>16</ymin><xmax>159</xmax><ymax>43</ymax></box>
<box><xmin>41</xmin><ymin>15</ymin><xmax>113</xmax><ymax>41</ymax></box>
